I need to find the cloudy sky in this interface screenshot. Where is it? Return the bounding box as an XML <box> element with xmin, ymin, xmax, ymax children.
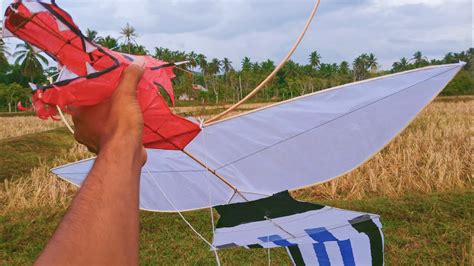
<box><xmin>2</xmin><ymin>0</ymin><xmax>473</xmax><ymax>69</ymax></box>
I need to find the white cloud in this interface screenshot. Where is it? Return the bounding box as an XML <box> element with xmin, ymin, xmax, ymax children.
<box><xmin>2</xmin><ymin>0</ymin><xmax>472</xmax><ymax>70</ymax></box>
<box><xmin>371</xmin><ymin>0</ymin><xmax>447</xmax><ymax>8</ymax></box>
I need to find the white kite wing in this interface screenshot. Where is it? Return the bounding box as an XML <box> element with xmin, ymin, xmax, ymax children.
<box><xmin>52</xmin><ymin>149</ymin><xmax>236</xmax><ymax>212</ymax></box>
<box><xmin>185</xmin><ymin>62</ymin><xmax>464</xmax><ymax>197</ymax></box>
<box><xmin>52</xmin><ymin>62</ymin><xmax>465</xmax><ymax>211</ymax></box>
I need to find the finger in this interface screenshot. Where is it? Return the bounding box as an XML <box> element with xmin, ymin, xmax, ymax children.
<box><xmin>114</xmin><ymin>61</ymin><xmax>145</xmax><ymax>98</ymax></box>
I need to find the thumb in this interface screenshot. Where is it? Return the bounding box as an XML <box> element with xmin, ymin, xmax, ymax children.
<box><xmin>114</xmin><ymin>58</ymin><xmax>145</xmax><ymax>98</ymax></box>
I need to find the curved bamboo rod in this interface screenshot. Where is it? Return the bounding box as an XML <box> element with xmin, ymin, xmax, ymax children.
<box><xmin>205</xmin><ymin>0</ymin><xmax>321</xmax><ymax>125</ymax></box>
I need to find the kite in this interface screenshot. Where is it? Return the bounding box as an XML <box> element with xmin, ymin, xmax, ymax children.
<box><xmin>2</xmin><ymin>0</ymin><xmax>200</xmax><ymax>150</ymax></box>
<box><xmin>2</xmin><ymin>0</ymin><xmax>466</xmax><ymax>265</ymax></box>
<box><xmin>213</xmin><ymin>191</ymin><xmax>384</xmax><ymax>266</ymax></box>
<box><xmin>51</xmin><ymin>61</ymin><xmax>464</xmax><ymax>265</ymax></box>
<box><xmin>51</xmin><ymin>61</ymin><xmax>465</xmax><ymax>211</ymax></box>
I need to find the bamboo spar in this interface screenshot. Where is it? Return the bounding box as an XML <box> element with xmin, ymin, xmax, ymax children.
<box><xmin>204</xmin><ymin>0</ymin><xmax>322</xmax><ymax>125</ymax></box>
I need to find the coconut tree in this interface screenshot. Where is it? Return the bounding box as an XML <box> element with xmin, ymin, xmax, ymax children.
<box><xmin>120</xmin><ymin>44</ymin><xmax>147</xmax><ymax>55</ymax></box>
<box><xmin>207</xmin><ymin>58</ymin><xmax>222</xmax><ymax>75</ymax></box>
<box><xmin>195</xmin><ymin>54</ymin><xmax>208</xmax><ymax>73</ymax></box>
<box><xmin>222</xmin><ymin>57</ymin><xmax>233</xmax><ymax>78</ymax></box>
<box><xmin>367</xmin><ymin>53</ymin><xmax>378</xmax><ymax>72</ymax></box>
<box><xmin>338</xmin><ymin>61</ymin><xmax>350</xmax><ymax>75</ymax></box>
<box><xmin>352</xmin><ymin>53</ymin><xmax>378</xmax><ymax>81</ymax></box>
<box><xmin>186</xmin><ymin>51</ymin><xmax>198</xmax><ymax>70</ymax></box>
<box><xmin>13</xmin><ymin>42</ymin><xmax>49</xmax><ymax>81</ymax></box>
<box><xmin>207</xmin><ymin>58</ymin><xmax>222</xmax><ymax>104</ymax></box>
<box><xmin>0</xmin><ymin>39</ymin><xmax>10</xmax><ymax>66</ymax></box>
<box><xmin>97</xmin><ymin>35</ymin><xmax>119</xmax><ymax>50</ymax></box>
<box><xmin>120</xmin><ymin>23</ymin><xmax>138</xmax><ymax>54</ymax></box>
<box><xmin>0</xmin><ymin>22</ymin><xmax>10</xmax><ymax>65</ymax></box>
<box><xmin>352</xmin><ymin>55</ymin><xmax>368</xmax><ymax>81</ymax></box>
<box><xmin>194</xmin><ymin>53</ymin><xmax>208</xmax><ymax>88</ymax></box>
<box><xmin>85</xmin><ymin>28</ymin><xmax>99</xmax><ymax>42</ymax></box>
<box><xmin>411</xmin><ymin>51</ymin><xmax>428</xmax><ymax>67</ymax></box>
<box><xmin>309</xmin><ymin>51</ymin><xmax>321</xmax><ymax>69</ymax></box>
<box><xmin>241</xmin><ymin>57</ymin><xmax>252</xmax><ymax>72</ymax></box>
<box><xmin>392</xmin><ymin>57</ymin><xmax>410</xmax><ymax>73</ymax></box>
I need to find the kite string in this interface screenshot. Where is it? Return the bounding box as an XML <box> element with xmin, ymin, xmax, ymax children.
<box><xmin>208</xmin><ymin>178</ymin><xmax>221</xmax><ymax>266</ymax></box>
<box><xmin>201</xmin><ymin>118</ymin><xmax>221</xmax><ymax>265</ymax></box>
<box><xmin>205</xmin><ymin>0</ymin><xmax>321</xmax><ymax>125</ymax></box>
<box><xmin>267</xmin><ymin>235</ymin><xmax>271</xmax><ymax>266</ymax></box>
<box><xmin>143</xmin><ymin>166</ymin><xmax>221</xmax><ymax>265</ymax></box>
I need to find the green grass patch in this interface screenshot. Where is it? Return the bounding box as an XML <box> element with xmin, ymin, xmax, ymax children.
<box><xmin>319</xmin><ymin>190</ymin><xmax>473</xmax><ymax>265</ymax></box>
<box><xmin>1</xmin><ymin>191</ymin><xmax>471</xmax><ymax>265</ymax></box>
<box><xmin>0</xmin><ymin>128</ymin><xmax>74</xmax><ymax>182</ymax></box>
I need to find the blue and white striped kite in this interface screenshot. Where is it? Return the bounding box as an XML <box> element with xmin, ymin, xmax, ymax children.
<box><xmin>213</xmin><ymin>191</ymin><xmax>384</xmax><ymax>265</ymax></box>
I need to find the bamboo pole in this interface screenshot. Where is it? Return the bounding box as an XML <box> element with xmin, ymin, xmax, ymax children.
<box><xmin>182</xmin><ymin>150</ymin><xmax>249</xmax><ymax>201</ymax></box>
<box><xmin>205</xmin><ymin>0</ymin><xmax>321</xmax><ymax>124</ymax></box>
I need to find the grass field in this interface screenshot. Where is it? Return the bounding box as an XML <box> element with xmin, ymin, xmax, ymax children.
<box><xmin>0</xmin><ymin>97</ymin><xmax>473</xmax><ymax>265</ymax></box>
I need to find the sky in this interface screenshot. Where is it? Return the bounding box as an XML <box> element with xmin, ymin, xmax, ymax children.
<box><xmin>1</xmin><ymin>0</ymin><xmax>473</xmax><ymax>70</ymax></box>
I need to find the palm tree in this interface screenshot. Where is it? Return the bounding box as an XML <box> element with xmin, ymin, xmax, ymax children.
<box><xmin>352</xmin><ymin>54</ymin><xmax>367</xmax><ymax>81</ymax></box>
<box><xmin>338</xmin><ymin>61</ymin><xmax>350</xmax><ymax>75</ymax></box>
<box><xmin>222</xmin><ymin>57</ymin><xmax>233</xmax><ymax>78</ymax></box>
<box><xmin>13</xmin><ymin>42</ymin><xmax>49</xmax><ymax>81</ymax></box>
<box><xmin>309</xmin><ymin>51</ymin><xmax>321</xmax><ymax>69</ymax></box>
<box><xmin>392</xmin><ymin>57</ymin><xmax>410</xmax><ymax>72</ymax></box>
<box><xmin>154</xmin><ymin>47</ymin><xmax>172</xmax><ymax>61</ymax></box>
<box><xmin>412</xmin><ymin>51</ymin><xmax>428</xmax><ymax>67</ymax></box>
<box><xmin>196</xmin><ymin>54</ymin><xmax>208</xmax><ymax>73</ymax></box>
<box><xmin>319</xmin><ymin>63</ymin><xmax>338</xmax><ymax>79</ymax></box>
<box><xmin>120</xmin><ymin>23</ymin><xmax>138</xmax><ymax>54</ymax></box>
<box><xmin>207</xmin><ymin>58</ymin><xmax>222</xmax><ymax>75</ymax></box>
<box><xmin>367</xmin><ymin>53</ymin><xmax>378</xmax><ymax>72</ymax></box>
<box><xmin>207</xmin><ymin>58</ymin><xmax>222</xmax><ymax>104</ymax></box>
<box><xmin>85</xmin><ymin>28</ymin><xmax>98</xmax><ymax>42</ymax></box>
<box><xmin>124</xmin><ymin>44</ymin><xmax>148</xmax><ymax>55</ymax></box>
<box><xmin>251</xmin><ymin>62</ymin><xmax>261</xmax><ymax>73</ymax></box>
<box><xmin>97</xmin><ymin>36</ymin><xmax>119</xmax><ymax>50</ymax></box>
<box><xmin>0</xmin><ymin>23</ymin><xmax>10</xmax><ymax>63</ymax></box>
<box><xmin>241</xmin><ymin>57</ymin><xmax>252</xmax><ymax>72</ymax></box>
<box><xmin>352</xmin><ymin>53</ymin><xmax>378</xmax><ymax>80</ymax></box>
<box><xmin>261</xmin><ymin>59</ymin><xmax>275</xmax><ymax>73</ymax></box>
<box><xmin>0</xmin><ymin>39</ymin><xmax>10</xmax><ymax>65</ymax></box>
<box><xmin>186</xmin><ymin>51</ymin><xmax>198</xmax><ymax>70</ymax></box>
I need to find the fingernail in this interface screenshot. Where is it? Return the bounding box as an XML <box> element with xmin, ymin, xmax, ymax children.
<box><xmin>132</xmin><ymin>56</ymin><xmax>145</xmax><ymax>68</ymax></box>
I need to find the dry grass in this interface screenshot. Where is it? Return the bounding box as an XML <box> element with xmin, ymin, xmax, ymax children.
<box><xmin>0</xmin><ymin>116</ymin><xmax>69</xmax><ymax>140</ymax></box>
<box><xmin>294</xmin><ymin>100</ymin><xmax>473</xmax><ymax>200</ymax></box>
<box><xmin>0</xmin><ymin>100</ymin><xmax>472</xmax><ymax>213</ymax></box>
<box><xmin>0</xmin><ymin>144</ymin><xmax>89</xmax><ymax>214</ymax></box>
<box><xmin>0</xmin><ymin>98</ymin><xmax>472</xmax><ymax>265</ymax></box>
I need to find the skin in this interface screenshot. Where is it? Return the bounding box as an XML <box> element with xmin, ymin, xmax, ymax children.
<box><xmin>35</xmin><ymin>61</ymin><xmax>147</xmax><ymax>266</ymax></box>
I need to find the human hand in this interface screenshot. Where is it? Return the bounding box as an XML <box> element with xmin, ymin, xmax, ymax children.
<box><xmin>70</xmin><ymin>61</ymin><xmax>147</xmax><ymax>164</ymax></box>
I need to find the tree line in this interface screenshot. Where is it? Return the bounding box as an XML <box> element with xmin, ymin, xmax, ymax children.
<box><xmin>0</xmin><ymin>23</ymin><xmax>472</xmax><ymax>111</ymax></box>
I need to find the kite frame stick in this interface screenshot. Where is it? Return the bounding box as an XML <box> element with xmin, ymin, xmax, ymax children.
<box><xmin>182</xmin><ymin>150</ymin><xmax>249</xmax><ymax>201</ymax></box>
<box><xmin>51</xmin><ymin>68</ymin><xmax>75</xmax><ymax>135</ymax></box>
<box><xmin>205</xmin><ymin>0</ymin><xmax>321</xmax><ymax>124</ymax></box>
<box><xmin>56</xmin><ymin>106</ymin><xmax>74</xmax><ymax>134</ymax></box>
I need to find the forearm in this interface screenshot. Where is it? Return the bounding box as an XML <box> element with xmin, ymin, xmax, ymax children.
<box><xmin>36</xmin><ymin>139</ymin><xmax>143</xmax><ymax>266</ymax></box>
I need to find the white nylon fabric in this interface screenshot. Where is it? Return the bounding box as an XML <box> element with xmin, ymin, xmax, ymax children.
<box><xmin>1</xmin><ymin>17</ymin><xmax>13</xmax><ymax>38</ymax></box>
<box><xmin>186</xmin><ymin>63</ymin><xmax>464</xmax><ymax>196</ymax></box>
<box><xmin>52</xmin><ymin>149</ymin><xmax>235</xmax><ymax>212</ymax></box>
<box><xmin>213</xmin><ymin>206</ymin><xmax>382</xmax><ymax>265</ymax></box>
<box><xmin>52</xmin><ymin>63</ymin><xmax>464</xmax><ymax>211</ymax></box>
<box><xmin>212</xmin><ymin>207</ymin><xmax>380</xmax><ymax>248</ymax></box>
<box><xmin>22</xmin><ymin>1</ymin><xmax>48</xmax><ymax>13</ymax></box>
